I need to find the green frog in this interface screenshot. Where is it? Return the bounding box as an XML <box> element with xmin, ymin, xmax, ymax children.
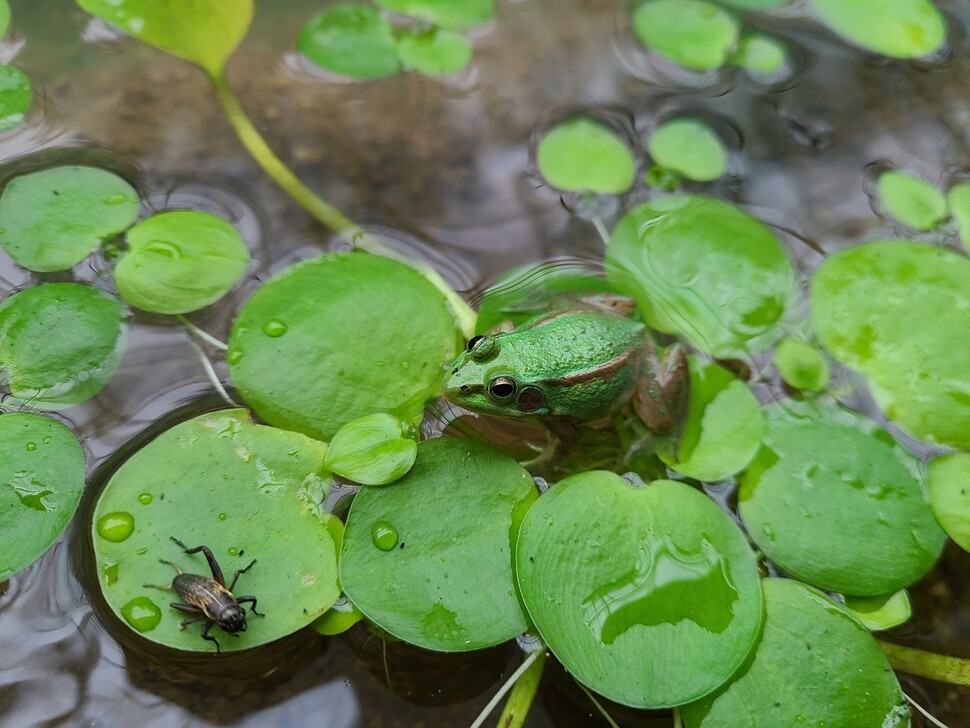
<box><xmin>441</xmin><ymin>308</ymin><xmax>690</xmax><ymax>461</ymax></box>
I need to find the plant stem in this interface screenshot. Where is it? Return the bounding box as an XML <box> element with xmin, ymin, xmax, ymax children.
<box><xmin>878</xmin><ymin>640</ymin><xmax>970</xmax><ymax>686</ymax></box>
<box><xmin>495</xmin><ymin>648</ymin><xmax>546</xmax><ymax>728</ymax></box>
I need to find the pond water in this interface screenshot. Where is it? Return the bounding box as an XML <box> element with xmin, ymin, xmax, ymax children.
<box><xmin>1</xmin><ymin>0</ymin><xmax>969</xmax><ymax>726</ymax></box>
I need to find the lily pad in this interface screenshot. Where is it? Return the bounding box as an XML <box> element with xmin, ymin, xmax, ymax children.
<box><xmin>0</xmin><ymin>65</ymin><xmax>31</xmax><ymax>132</ymax></box>
<box><xmin>681</xmin><ymin>579</ymin><xmax>909</xmax><ymax>728</ymax></box>
<box><xmin>113</xmin><ymin>210</ymin><xmax>250</xmax><ymax>314</ymax></box>
<box><xmin>648</xmin><ymin>118</ymin><xmax>728</xmax><ymax>183</ymax></box>
<box><xmin>926</xmin><ymin>452</ymin><xmax>970</xmax><ymax>552</ymax></box>
<box><xmin>298</xmin><ymin>4</ymin><xmax>401</xmax><ymax>79</ymax></box>
<box><xmin>324</xmin><ymin>413</ymin><xmax>417</xmax><ymax>486</ymax></box>
<box><xmin>877</xmin><ymin>171</ymin><xmax>949</xmax><ymax>231</ymax></box>
<box><xmin>774</xmin><ymin>338</ymin><xmax>830</xmax><ymax>392</ymax></box>
<box><xmin>607</xmin><ymin>195</ymin><xmax>794</xmax><ymax>358</ymax></box>
<box><xmin>76</xmin><ymin>0</ymin><xmax>253</xmax><ymax>77</ymax></box>
<box><xmin>810</xmin><ymin>0</ymin><xmax>946</xmax><ymax>59</ymax></box>
<box><xmin>739</xmin><ymin>401</ymin><xmax>946</xmax><ymax>596</ymax></box>
<box><xmin>374</xmin><ymin>0</ymin><xmax>494</xmax><ymax>31</ymax></box>
<box><xmin>228</xmin><ymin>252</ymin><xmax>461</xmax><ymax>441</ymax></box>
<box><xmin>0</xmin><ymin>283</ymin><xmax>126</xmax><ymax>409</ymax></box>
<box><xmin>811</xmin><ymin>240</ymin><xmax>970</xmax><ymax>449</ymax></box>
<box><xmin>396</xmin><ymin>28</ymin><xmax>472</xmax><ymax>76</ymax></box>
<box><xmin>660</xmin><ymin>357</ymin><xmax>764</xmax><ymax>481</ymax></box>
<box><xmin>536</xmin><ymin>117</ymin><xmax>636</xmax><ymax>195</ymax></box>
<box><xmin>0</xmin><ymin>166</ymin><xmax>140</xmax><ymax>273</ymax></box>
<box><xmin>0</xmin><ymin>413</ymin><xmax>85</xmax><ymax>581</ymax></box>
<box><xmin>730</xmin><ymin>32</ymin><xmax>788</xmax><ymax>74</ymax></box>
<box><xmin>844</xmin><ymin>590</ymin><xmax>912</xmax><ymax>631</ymax></box>
<box><xmin>340</xmin><ymin>437</ymin><xmax>536</xmax><ymax>651</ymax></box>
<box><xmin>92</xmin><ymin>409</ymin><xmax>339</xmax><ymax>652</ymax></box>
<box><xmin>516</xmin><ymin>473</ymin><xmax>763</xmax><ymax>708</ymax></box>
<box><xmin>632</xmin><ymin>0</ymin><xmax>740</xmax><ymax>71</ymax></box>
<box><xmin>946</xmin><ymin>182</ymin><xmax>970</xmax><ymax>252</ymax></box>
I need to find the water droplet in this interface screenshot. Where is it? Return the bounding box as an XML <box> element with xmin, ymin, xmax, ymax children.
<box><xmin>25</xmin><ymin>441</ymin><xmax>36</xmax><ymax>451</ymax></box>
<box><xmin>137</xmin><ymin>493</ymin><xmax>153</xmax><ymax>505</ymax></box>
<box><xmin>227</xmin><ymin>348</ymin><xmax>244</xmax><ymax>365</ymax></box>
<box><xmin>104</xmin><ymin>194</ymin><xmax>129</xmax><ymax>205</ymax></box>
<box><xmin>144</xmin><ymin>240</ymin><xmax>182</xmax><ymax>259</ymax></box>
<box><xmin>97</xmin><ymin>512</ymin><xmax>135</xmax><ymax>542</ymax></box>
<box><xmin>135</xmin><ymin>547</ymin><xmax>148</xmax><ymax>555</ymax></box>
<box><xmin>761</xmin><ymin>524</ymin><xmax>775</xmax><ymax>541</ymax></box>
<box><xmin>371</xmin><ymin>520</ymin><xmax>399</xmax><ymax>551</ymax></box>
<box><xmin>102</xmin><ymin>560</ymin><xmax>119</xmax><ymax>586</ymax></box>
<box><xmin>42</xmin><ymin>436</ymin><xmax>52</xmax><ymax>445</ymax></box>
<box><xmin>121</xmin><ymin>596</ymin><xmax>162</xmax><ymax>633</ymax></box>
<box><xmin>263</xmin><ymin>319</ymin><xmax>288</xmax><ymax>337</ymax></box>
<box><xmin>228</xmin><ymin>547</ymin><xmax>238</xmax><ymax>556</ymax></box>
<box><xmin>218</xmin><ymin>512</ymin><xmax>228</xmax><ymax>521</ymax></box>
<box><xmin>400</xmin><ymin>361</ymin><xmax>410</xmax><ymax>369</ymax></box>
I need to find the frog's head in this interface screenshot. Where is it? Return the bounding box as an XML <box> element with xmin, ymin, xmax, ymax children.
<box><xmin>442</xmin><ymin>334</ymin><xmax>547</xmax><ymax>417</ymax></box>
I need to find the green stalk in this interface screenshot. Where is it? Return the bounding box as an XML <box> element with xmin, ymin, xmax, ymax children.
<box><xmin>207</xmin><ymin>70</ymin><xmax>477</xmax><ymax>338</ymax></box>
<box><xmin>496</xmin><ymin>648</ymin><xmax>547</xmax><ymax>728</ymax></box>
<box><xmin>878</xmin><ymin>640</ymin><xmax>970</xmax><ymax>686</ymax></box>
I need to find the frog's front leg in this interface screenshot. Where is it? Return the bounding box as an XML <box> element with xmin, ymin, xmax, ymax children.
<box><xmin>520</xmin><ymin>417</ymin><xmax>581</xmax><ymax>475</ymax></box>
<box><xmin>632</xmin><ymin>342</ymin><xmax>690</xmax><ymax>438</ymax></box>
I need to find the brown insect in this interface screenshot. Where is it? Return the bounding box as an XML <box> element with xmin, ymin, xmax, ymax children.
<box><xmin>144</xmin><ymin>536</ymin><xmax>263</xmax><ymax>652</ymax></box>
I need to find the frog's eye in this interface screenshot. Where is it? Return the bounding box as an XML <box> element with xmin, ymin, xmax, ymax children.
<box><xmin>466</xmin><ymin>335</ymin><xmax>485</xmax><ymax>351</ymax></box>
<box><xmin>468</xmin><ymin>335</ymin><xmax>499</xmax><ymax>363</ymax></box>
<box><xmin>487</xmin><ymin>376</ymin><xmax>517</xmax><ymax>401</ymax></box>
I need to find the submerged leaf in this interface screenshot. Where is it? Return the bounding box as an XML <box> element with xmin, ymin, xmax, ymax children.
<box><xmin>396</xmin><ymin>27</ymin><xmax>472</xmax><ymax>76</ymax></box>
<box><xmin>536</xmin><ymin>117</ymin><xmax>636</xmax><ymax>195</ymax></box>
<box><xmin>810</xmin><ymin>0</ymin><xmax>946</xmax><ymax>58</ymax></box>
<box><xmin>298</xmin><ymin>4</ymin><xmax>400</xmax><ymax>79</ymax></box>
<box><xmin>632</xmin><ymin>0</ymin><xmax>740</xmax><ymax>71</ymax></box>
<box><xmin>774</xmin><ymin>338</ymin><xmax>830</xmax><ymax>392</ymax></box>
<box><xmin>648</xmin><ymin>118</ymin><xmax>728</xmax><ymax>182</ymax></box>
<box><xmin>877</xmin><ymin>171</ymin><xmax>948</xmax><ymax>231</ymax></box>
<box><xmin>0</xmin><ymin>65</ymin><xmax>31</xmax><ymax>131</ymax></box>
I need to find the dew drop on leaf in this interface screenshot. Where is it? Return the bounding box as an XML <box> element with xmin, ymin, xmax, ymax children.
<box><xmin>262</xmin><ymin>319</ymin><xmax>288</xmax><ymax>337</ymax></box>
<box><xmin>137</xmin><ymin>493</ymin><xmax>152</xmax><ymax>505</ymax></box>
<box><xmin>120</xmin><ymin>596</ymin><xmax>162</xmax><ymax>633</ymax></box>
<box><xmin>96</xmin><ymin>511</ymin><xmax>135</xmax><ymax>542</ymax></box>
<box><xmin>371</xmin><ymin>520</ymin><xmax>399</xmax><ymax>551</ymax></box>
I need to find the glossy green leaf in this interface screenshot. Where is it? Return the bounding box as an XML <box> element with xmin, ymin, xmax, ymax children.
<box><xmin>298</xmin><ymin>4</ymin><xmax>400</xmax><ymax>79</ymax></box>
<box><xmin>811</xmin><ymin>241</ymin><xmax>970</xmax><ymax>449</ymax></box>
<box><xmin>0</xmin><ymin>166</ymin><xmax>139</xmax><ymax>272</ymax></box>
<box><xmin>648</xmin><ymin>118</ymin><xmax>727</xmax><ymax>182</ymax></box>
<box><xmin>0</xmin><ymin>65</ymin><xmax>31</xmax><ymax>132</ymax></box>
<box><xmin>946</xmin><ymin>183</ymin><xmax>970</xmax><ymax>252</ymax></box>
<box><xmin>0</xmin><ymin>413</ymin><xmax>84</xmax><ymax>581</ymax></box>
<box><xmin>607</xmin><ymin>195</ymin><xmax>795</xmax><ymax>358</ymax></box>
<box><xmin>927</xmin><ymin>452</ymin><xmax>970</xmax><ymax>552</ymax></box>
<box><xmin>632</xmin><ymin>0</ymin><xmax>740</xmax><ymax>71</ymax></box>
<box><xmin>374</xmin><ymin>0</ymin><xmax>494</xmax><ymax>31</ymax></box>
<box><xmin>536</xmin><ymin>118</ymin><xmax>636</xmax><ymax>195</ymax></box>
<box><xmin>660</xmin><ymin>357</ymin><xmax>764</xmax><ymax>481</ymax></box>
<box><xmin>396</xmin><ymin>28</ymin><xmax>472</xmax><ymax>76</ymax></box>
<box><xmin>0</xmin><ymin>283</ymin><xmax>126</xmax><ymax>409</ymax></box>
<box><xmin>774</xmin><ymin>338</ymin><xmax>830</xmax><ymax>392</ymax></box>
<box><xmin>739</xmin><ymin>401</ymin><xmax>946</xmax><ymax>596</ymax></box>
<box><xmin>681</xmin><ymin>579</ymin><xmax>909</xmax><ymax>728</ymax></box>
<box><xmin>76</xmin><ymin>0</ymin><xmax>253</xmax><ymax>77</ymax></box>
<box><xmin>325</xmin><ymin>413</ymin><xmax>417</xmax><ymax>486</ymax></box>
<box><xmin>810</xmin><ymin>0</ymin><xmax>946</xmax><ymax>59</ymax></box>
<box><xmin>92</xmin><ymin>409</ymin><xmax>339</xmax><ymax>652</ymax></box>
<box><xmin>340</xmin><ymin>437</ymin><xmax>536</xmax><ymax>651</ymax></box>
<box><xmin>517</xmin><ymin>473</ymin><xmax>763</xmax><ymax>708</ymax></box>
<box><xmin>0</xmin><ymin>1</ymin><xmax>10</xmax><ymax>37</ymax></box>
<box><xmin>114</xmin><ymin>210</ymin><xmax>250</xmax><ymax>314</ymax></box>
<box><xmin>730</xmin><ymin>32</ymin><xmax>788</xmax><ymax>74</ymax></box>
<box><xmin>844</xmin><ymin>590</ymin><xmax>912</xmax><ymax>631</ymax></box>
<box><xmin>312</xmin><ymin>596</ymin><xmax>364</xmax><ymax>636</ymax></box>
<box><xmin>229</xmin><ymin>252</ymin><xmax>461</xmax><ymax>441</ymax></box>
<box><xmin>877</xmin><ymin>171</ymin><xmax>949</xmax><ymax>231</ymax></box>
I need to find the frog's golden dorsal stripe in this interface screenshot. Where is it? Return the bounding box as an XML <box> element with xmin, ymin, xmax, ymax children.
<box><xmin>526</xmin><ymin>308</ymin><xmax>600</xmax><ymax>329</ymax></box>
<box><xmin>541</xmin><ymin>348</ymin><xmax>637</xmax><ymax>387</ymax></box>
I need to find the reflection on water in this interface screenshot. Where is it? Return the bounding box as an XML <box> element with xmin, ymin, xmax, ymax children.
<box><xmin>0</xmin><ymin>0</ymin><xmax>969</xmax><ymax>725</ymax></box>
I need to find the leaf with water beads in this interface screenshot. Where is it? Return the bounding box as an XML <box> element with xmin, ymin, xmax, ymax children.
<box><xmin>113</xmin><ymin>210</ymin><xmax>250</xmax><ymax>314</ymax></box>
<box><xmin>374</xmin><ymin>0</ymin><xmax>494</xmax><ymax>31</ymax></box>
<box><xmin>0</xmin><ymin>283</ymin><xmax>126</xmax><ymax>410</ymax></box>
<box><xmin>877</xmin><ymin>171</ymin><xmax>949</xmax><ymax>231</ymax></box>
<box><xmin>632</xmin><ymin>0</ymin><xmax>740</xmax><ymax>71</ymax></box>
<box><xmin>536</xmin><ymin>117</ymin><xmax>636</xmax><ymax>195</ymax></box>
<box><xmin>810</xmin><ymin>0</ymin><xmax>946</xmax><ymax>59</ymax></box>
<box><xmin>340</xmin><ymin>437</ymin><xmax>536</xmax><ymax>651</ymax></box>
<box><xmin>0</xmin><ymin>65</ymin><xmax>31</xmax><ymax>132</ymax></box>
<box><xmin>0</xmin><ymin>166</ymin><xmax>139</xmax><ymax>272</ymax></box>
<box><xmin>648</xmin><ymin>118</ymin><xmax>728</xmax><ymax>182</ymax></box>
<box><xmin>516</xmin><ymin>473</ymin><xmax>764</xmax><ymax>708</ymax></box>
<box><xmin>298</xmin><ymin>4</ymin><xmax>401</xmax><ymax>80</ymax></box>
<box><xmin>91</xmin><ymin>409</ymin><xmax>339</xmax><ymax>652</ymax></box>
<box><xmin>927</xmin><ymin>452</ymin><xmax>970</xmax><ymax>553</ymax></box>
<box><xmin>396</xmin><ymin>27</ymin><xmax>472</xmax><ymax>76</ymax></box>
<box><xmin>325</xmin><ymin>412</ymin><xmax>417</xmax><ymax>486</ymax></box>
<box><xmin>0</xmin><ymin>413</ymin><xmax>85</xmax><ymax>581</ymax></box>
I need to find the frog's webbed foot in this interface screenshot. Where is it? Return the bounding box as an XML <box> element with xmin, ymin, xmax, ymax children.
<box><xmin>632</xmin><ymin>343</ymin><xmax>690</xmax><ymax>456</ymax></box>
<box><xmin>519</xmin><ymin>418</ymin><xmax>580</xmax><ymax>475</ymax></box>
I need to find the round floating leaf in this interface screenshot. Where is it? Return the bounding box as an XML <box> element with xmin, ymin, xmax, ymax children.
<box><xmin>517</xmin><ymin>473</ymin><xmax>764</xmax><ymax>708</ymax></box>
<box><xmin>927</xmin><ymin>452</ymin><xmax>970</xmax><ymax>552</ymax></box>
<box><xmin>92</xmin><ymin>409</ymin><xmax>339</xmax><ymax>652</ymax></box>
<box><xmin>340</xmin><ymin>437</ymin><xmax>536</xmax><ymax>651</ymax></box>
<box><xmin>632</xmin><ymin>0</ymin><xmax>740</xmax><ymax>71</ymax></box>
<box><xmin>324</xmin><ymin>413</ymin><xmax>417</xmax><ymax>486</ymax></box>
<box><xmin>76</xmin><ymin>0</ymin><xmax>253</xmax><ymax>77</ymax></box>
<box><xmin>681</xmin><ymin>579</ymin><xmax>908</xmax><ymax>728</ymax></box>
<box><xmin>114</xmin><ymin>210</ymin><xmax>250</xmax><ymax>314</ymax></box>
<box><xmin>229</xmin><ymin>252</ymin><xmax>461</xmax><ymax>441</ymax></box>
<box><xmin>774</xmin><ymin>338</ymin><xmax>830</xmax><ymax>392</ymax></box>
<box><xmin>607</xmin><ymin>195</ymin><xmax>795</xmax><ymax>358</ymax></box>
<box><xmin>731</xmin><ymin>32</ymin><xmax>788</xmax><ymax>74</ymax></box>
<box><xmin>0</xmin><ymin>283</ymin><xmax>126</xmax><ymax>409</ymax></box>
<box><xmin>811</xmin><ymin>241</ymin><xmax>970</xmax><ymax>449</ymax></box>
<box><xmin>739</xmin><ymin>401</ymin><xmax>946</xmax><ymax>596</ymax></box>
<box><xmin>0</xmin><ymin>413</ymin><xmax>84</xmax><ymax>581</ymax></box>
<box><xmin>536</xmin><ymin>118</ymin><xmax>636</xmax><ymax>195</ymax></box>
<box><xmin>844</xmin><ymin>590</ymin><xmax>912</xmax><ymax>631</ymax></box>
<box><xmin>0</xmin><ymin>166</ymin><xmax>139</xmax><ymax>273</ymax></box>
<box><xmin>810</xmin><ymin>0</ymin><xmax>946</xmax><ymax>58</ymax></box>
<box><xmin>877</xmin><ymin>171</ymin><xmax>948</xmax><ymax>231</ymax></box>
<box><xmin>396</xmin><ymin>28</ymin><xmax>472</xmax><ymax>76</ymax></box>
<box><xmin>947</xmin><ymin>183</ymin><xmax>970</xmax><ymax>251</ymax></box>
<box><xmin>374</xmin><ymin>0</ymin><xmax>494</xmax><ymax>31</ymax></box>
<box><xmin>648</xmin><ymin>118</ymin><xmax>727</xmax><ymax>182</ymax></box>
<box><xmin>298</xmin><ymin>4</ymin><xmax>400</xmax><ymax>79</ymax></box>
<box><xmin>0</xmin><ymin>1</ymin><xmax>10</xmax><ymax>37</ymax></box>
<box><xmin>0</xmin><ymin>65</ymin><xmax>31</xmax><ymax>132</ymax></box>
<box><xmin>661</xmin><ymin>357</ymin><xmax>764</xmax><ymax>481</ymax></box>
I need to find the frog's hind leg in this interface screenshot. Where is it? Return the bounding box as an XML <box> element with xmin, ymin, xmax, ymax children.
<box><xmin>632</xmin><ymin>343</ymin><xmax>690</xmax><ymax>436</ymax></box>
<box><xmin>171</xmin><ymin>537</ymin><xmax>226</xmax><ymax>587</ymax></box>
